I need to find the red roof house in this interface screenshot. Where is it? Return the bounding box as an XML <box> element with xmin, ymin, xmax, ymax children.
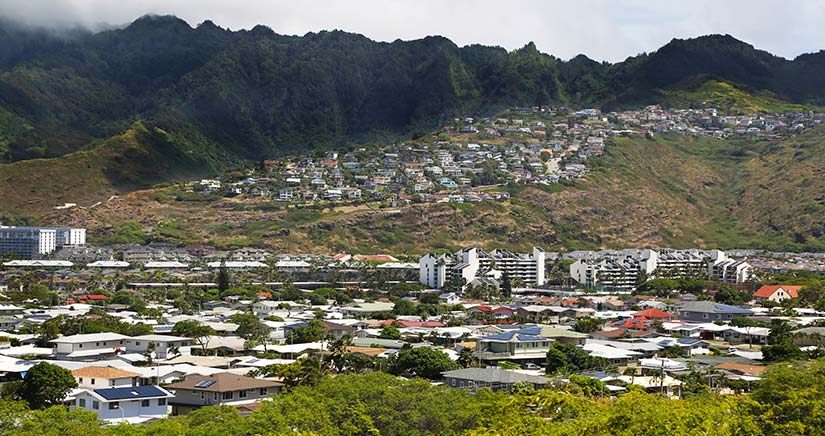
<box><xmin>753</xmin><ymin>285</ymin><xmax>802</xmax><ymax>303</ymax></box>
<box><xmin>633</xmin><ymin>308</ymin><xmax>675</xmax><ymax>321</ymax></box>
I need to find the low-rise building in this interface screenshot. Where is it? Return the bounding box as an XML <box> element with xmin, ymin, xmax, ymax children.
<box><xmin>72</xmin><ymin>385</ymin><xmax>173</xmax><ymax>422</ymax></box>
<box><xmin>164</xmin><ymin>372</ymin><xmax>283</xmax><ymax>415</ymax></box>
<box><xmin>442</xmin><ymin>367</ymin><xmax>549</xmax><ymax>391</ymax></box>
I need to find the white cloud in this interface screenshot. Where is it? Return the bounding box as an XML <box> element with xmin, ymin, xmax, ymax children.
<box><xmin>0</xmin><ymin>0</ymin><xmax>822</xmax><ymax>62</ymax></box>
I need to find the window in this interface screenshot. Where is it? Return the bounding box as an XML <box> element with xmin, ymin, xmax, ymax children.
<box><xmin>259</xmin><ymin>388</ymin><xmax>267</xmax><ymax>396</ymax></box>
<box><xmin>78</xmin><ymin>398</ymin><xmax>86</xmax><ymax>407</ymax></box>
<box><xmin>214</xmin><ymin>393</ymin><xmax>218</xmax><ymax>401</ymax></box>
<box><xmin>239</xmin><ymin>390</ymin><xmax>247</xmax><ymax>398</ymax></box>
<box><xmin>702</xmin><ymin>313</ymin><xmax>708</xmax><ymax>319</ymax></box>
<box><xmin>109</xmin><ymin>402</ymin><xmax>119</xmax><ymax>410</ymax></box>
<box><xmin>222</xmin><ymin>392</ymin><xmax>233</xmax><ymax>400</ymax></box>
<box><xmin>96</xmin><ymin>342</ymin><xmax>99</xmax><ymax>346</ymax></box>
<box><xmin>92</xmin><ymin>401</ymin><xmax>99</xmax><ymax>410</ymax></box>
<box><xmin>79</xmin><ymin>378</ymin><xmax>83</xmax><ymax>383</ymax></box>
<box><xmin>158</xmin><ymin>398</ymin><xmax>166</xmax><ymax>406</ymax></box>
<box><xmin>79</xmin><ymin>344</ymin><xmax>83</xmax><ymax>348</ymax></box>
<box><xmin>141</xmin><ymin>399</ymin><xmax>150</xmax><ymax>407</ymax></box>
<box><xmin>135</xmin><ymin>341</ymin><xmax>141</xmax><ymax>346</ymax></box>
<box><xmin>91</xmin><ymin>378</ymin><xmax>95</xmax><ymax>385</ymax></box>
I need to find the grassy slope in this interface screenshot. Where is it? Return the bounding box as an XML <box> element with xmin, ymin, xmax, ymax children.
<box><xmin>40</xmin><ymin>127</ymin><xmax>825</xmax><ymax>253</ymax></box>
<box><xmin>0</xmin><ymin>122</ymin><xmax>209</xmax><ymax>219</ymax></box>
<box><xmin>659</xmin><ymin>80</ymin><xmax>816</xmax><ymax>113</ymax></box>
<box><xmin>735</xmin><ymin>127</ymin><xmax>825</xmax><ymax>250</ymax></box>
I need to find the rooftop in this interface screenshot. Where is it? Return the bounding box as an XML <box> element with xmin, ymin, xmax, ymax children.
<box><xmin>164</xmin><ymin>372</ymin><xmax>283</xmax><ymax>392</ymax></box>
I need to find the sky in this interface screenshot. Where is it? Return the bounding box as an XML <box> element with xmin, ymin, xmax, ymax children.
<box><xmin>1</xmin><ymin>0</ymin><xmax>823</xmax><ymax>62</ymax></box>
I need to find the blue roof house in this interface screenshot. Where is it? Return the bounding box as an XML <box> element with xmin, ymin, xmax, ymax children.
<box><xmin>72</xmin><ymin>385</ymin><xmax>173</xmax><ymax>422</ymax></box>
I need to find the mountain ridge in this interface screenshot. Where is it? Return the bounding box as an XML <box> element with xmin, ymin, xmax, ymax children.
<box><xmin>1</xmin><ymin>15</ymin><xmax>824</xmax><ymax>167</ymax></box>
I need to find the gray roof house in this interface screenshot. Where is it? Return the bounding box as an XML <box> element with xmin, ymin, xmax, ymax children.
<box><xmin>675</xmin><ymin>301</ymin><xmax>753</xmax><ymax>322</ymax></box>
<box><xmin>442</xmin><ymin>367</ymin><xmax>549</xmax><ymax>391</ymax></box>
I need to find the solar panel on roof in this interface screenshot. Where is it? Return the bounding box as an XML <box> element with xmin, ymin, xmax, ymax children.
<box><xmin>194</xmin><ymin>380</ymin><xmax>216</xmax><ymax>388</ymax></box>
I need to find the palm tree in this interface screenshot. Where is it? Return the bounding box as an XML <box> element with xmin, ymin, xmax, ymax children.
<box><xmin>623</xmin><ymin>366</ymin><xmax>638</xmax><ymax>385</ymax></box>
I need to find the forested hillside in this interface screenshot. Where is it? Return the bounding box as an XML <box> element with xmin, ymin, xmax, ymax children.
<box><xmin>2</xmin><ymin>15</ymin><xmax>825</xmax><ymax>167</ymax></box>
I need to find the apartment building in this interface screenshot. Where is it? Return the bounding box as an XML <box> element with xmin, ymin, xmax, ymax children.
<box><xmin>570</xmin><ymin>249</ymin><xmax>752</xmax><ymax>291</ymax></box>
<box><xmin>419</xmin><ymin>247</ymin><xmax>545</xmax><ymax>289</ymax></box>
<box><xmin>0</xmin><ymin>226</ymin><xmax>85</xmax><ymax>258</ymax></box>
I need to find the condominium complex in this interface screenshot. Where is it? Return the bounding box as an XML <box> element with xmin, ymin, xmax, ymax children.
<box><xmin>570</xmin><ymin>249</ymin><xmax>752</xmax><ymax>291</ymax></box>
<box><xmin>419</xmin><ymin>247</ymin><xmax>545</xmax><ymax>289</ymax></box>
<box><xmin>0</xmin><ymin>226</ymin><xmax>86</xmax><ymax>258</ymax></box>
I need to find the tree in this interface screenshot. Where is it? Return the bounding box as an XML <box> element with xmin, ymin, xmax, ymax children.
<box><xmin>761</xmin><ymin>342</ymin><xmax>806</xmax><ymax>362</ymax></box>
<box><xmin>287</xmin><ymin>319</ymin><xmax>328</xmax><ymax>344</ymax></box>
<box><xmin>389</xmin><ymin>346</ymin><xmax>460</xmax><ymax>379</ymax></box>
<box><xmin>714</xmin><ymin>286</ymin><xmax>751</xmax><ymax>306</ymax></box>
<box><xmin>392</xmin><ymin>299</ymin><xmax>417</xmax><ymax>316</ymax></box>
<box><xmin>457</xmin><ymin>348</ymin><xmax>478</xmax><ymax>368</ymax></box>
<box><xmin>546</xmin><ymin>342</ymin><xmax>611</xmax><ymax>374</ymax></box>
<box><xmin>572</xmin><ymin>317</ymin><xmax>604</xmax><ymax>334</ymax></box>
<box><xmin>501</xmin><ymin>271</ymin><xmax>512</xmax><ymax>299</ymax></box>
<box><xmin>217</xmin><ymin>260</ymin><xmax>231</xmax><ymax>293</ymax></box>
<box><xmin>171</xmin><ymin>320</ymin><xmax>216</xmax><ymax>353</ymax></box>
<box><xmin>418</xmin><ymin>292</ymin><xmax>440</xmax><ymax>305</ymax></box>
<box><xmin>233</xmin><ymin>314</ymin><xmax>272</xmax><ymax>350</ymax></box>
<box><xmin>378</xmin><ymin>325</ymin><xmax>402</xmax><ymax>340</ymax></box>
<box><xmin>18</xmin><ymin>362</ymin><xmax>77</xmax><ymax>409</ymax></box>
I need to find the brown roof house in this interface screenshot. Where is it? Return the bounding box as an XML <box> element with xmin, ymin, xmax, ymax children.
<box><xmin>164</xmin><ymin>372</ymin><xmax>284</xmax><ymax>415</ymax></box>
<box><xmin>72</xmin><ymin>366</ymin><xmax>140</xmax><ymax>389</ymax></box>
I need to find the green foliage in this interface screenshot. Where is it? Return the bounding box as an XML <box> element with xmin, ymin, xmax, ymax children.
<box><xmin>5</xmin><ymin>359</ymin><xmax>825</xmax><ymax>434</ymax></box>
<box><xmin>389</xmin><ymin>346</ymin><xmax>460</xmax><ymax>379</ymax></box>
<box><xmin>232</xmin><ymin>313</ymin><xmax>271</xmax><ymax>347</ymax></box>
<box><xmin>17</xmin><ymin>362</ymin><xmax>77</xmax><ymax>409</ymax></box>
<box><xmin>171</xmin><ymin>320</ymin><xmax>215</xmax><ymax>352</ymax></box>
<box><xmin>714</xmin><ymin>286</ymin><xmax>753</xmax><ymax>306</ymax></box>
<box><xmin>572</xmin><ymin>316</ymin><xmax>604</xmax><ymax>334</ymax></box>
<box><xmin>546</xmin><ymin>342</ymin><xmax>613</xmax><ymax>375</ymax></box>
<box><xmin>287</xmin><ymin>319</ymin><xmax>328</xmax><ymax>344</ymax></box>
<box><xmin>378</xmin><ymin>325</ymin><xmax>402</xmax><ymax>340</ymax></box>
<box><xmin>40</xmin><ymin>313</ymin><xmax>153</xmax><ymax>338</ymax></box>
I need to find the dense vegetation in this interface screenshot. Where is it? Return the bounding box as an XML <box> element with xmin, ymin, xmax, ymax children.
<box><xmin>2</xmin><ymin>16</ymin><xmax>824</xmax><ymax>167</ymax></box>
<box><xmin>2</xmin><ymin>360</ymin><xmax>825</xmax><ymax>435</ymax></box>
<box><xmin>3</xmin><ymin>15</ymin><xmax>825</xmax><ymax>250</ymax></box>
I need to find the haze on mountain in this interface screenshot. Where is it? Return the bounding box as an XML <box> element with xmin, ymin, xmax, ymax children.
<box><xmin>2</xmin><ymin>0</ymin><xmax>825</xmax><ymax>63</ymax></box>
<box><xmin>1</xmin><ymin>11</ymin><xmax>824</xmax><ymax>253</ymax></box>
<box><xmin>1</xmin><ymin>12</ymin><xmax>825</xmax><ymax>165</ymax></box>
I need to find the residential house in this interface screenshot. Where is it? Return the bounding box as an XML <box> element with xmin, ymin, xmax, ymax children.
<box><xmin>123</xmin><ymin>335</ymin><xmax>192</xmax><ymax>359</ymax></box>
<box><xmin>438</xmin><ymin>292</ymin><xmax>460</xmax><ymax>305</ymax></box>
<box><xmin>476</xmin><ymin>330</ymin><xmax>552</xmax><ymax>364</ymax></box>
<box><xmin>753</xmin><ymin>285</ymin><xmax>802</xmax><ymax>303</ymax></box>
<box><xmin>73</xmin><ymin>385</ymin><xmax>173</xmax><ymax>422</ymax></box>
<box><xmin>675</xmin><ymin>301</ymin><xmax>753</xmax><ymax>322</ymax></box>
<box><xmin>442</xmin><ymin>367</ymin><xmax>549</xmax><ymax>391</ymax></box>
<box><xmin>51</xmin><ymin>333</ymin><xmax>128</xmax><ymax>361</ymax></box>
<box><xmin>72</xmin><ymin>366</ymin><xmax>140</xmax><ymax>389</ymax></box>
<box><xmin>164</xmin><ymin>372</ymin><xmax>284</xmax><ymax>415</ymax></box>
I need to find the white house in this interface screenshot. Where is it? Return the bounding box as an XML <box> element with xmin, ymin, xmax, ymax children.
<box><xmin>51</xmin><ymin>333</ymin><xmax>128</xmax><ymax>361</ymax></box>
<box><xmin>439</xmin><ymin>292</ymin><xmax>461</xmax><ymax>305</ymax></box>
<box><xmin>73</xmin><ymin>385</ymin><xmax>173</xmax><ymax>422</ymax></box>
<box><xmin>123</xmin><ymin>335</ymin><xmax>192</xmax><ymax>359</ymax></box>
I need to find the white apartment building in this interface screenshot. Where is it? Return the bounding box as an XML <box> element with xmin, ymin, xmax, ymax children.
<box><xmin>419</xmin><ymin>247</ymin><xmax>545</xmax><ymax>289</ymax></box>
<box><xmin>0</xmin><ymin>226</ymin><xmax>85</xmax><ymax>258</ymax></box>
<box><xmin>570</xmin><ymin>249</ymin><xmax>752</xmax><ymax>291</ymax></box>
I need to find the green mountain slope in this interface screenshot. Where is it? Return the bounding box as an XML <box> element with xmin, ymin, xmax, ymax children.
<box><xmin>1</xmin><ymin>16</ymin><xmax>824</xmax><ymax>167</ymax></box>
<box><xmin>0</xmin><ymin>122</ymin><xmax>230</xmax><ymax>219</ymax></box>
